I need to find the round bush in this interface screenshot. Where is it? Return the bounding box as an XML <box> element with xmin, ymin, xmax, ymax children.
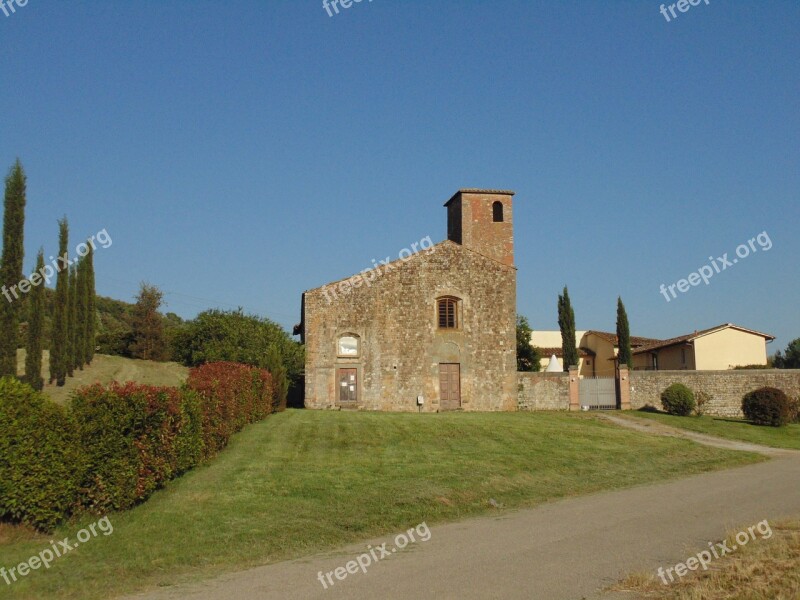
<box><xmin>742</xmin><ymin>387</ymin><xmax>792</xmax><ymax>427</ymax></box>
<box><xmin>661</xmin><ymin>383</ymin><xmax>696</xmax><ymax>416</ymax></box>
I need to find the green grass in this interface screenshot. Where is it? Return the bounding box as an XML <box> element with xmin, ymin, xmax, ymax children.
<box><xmin>626</xmin><ymin>411</ymin><xmax>800</xmax><ymax>450</ymax></box>
<box><xmin>0</xmin><ymin>410</ymin><xmax>764</xmax><ymax>599</ymax></box>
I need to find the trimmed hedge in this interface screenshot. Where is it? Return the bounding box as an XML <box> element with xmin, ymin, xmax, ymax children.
<box><xmin>661</xmin><ymin>383</ymin><xmax>696</xmax><ymax>416</ymax></box>
<box><xmin>186</xmin><ymin>361</ymin><xmax>274</xmax><ymax>458</ymax></box>
<box><xmin>742</xmin><ymin>387</ymin><xmax>792</xmax><ymax>427</ymax></box>
<box><xmin>0</xmin><ymin>362</ymin><xmax>274</xmax><ymax>531</ymax></box>
<box><xmin>0</xmin><ymin>377</ymin><xmax>83</xmax><ymax>531</ymax></box>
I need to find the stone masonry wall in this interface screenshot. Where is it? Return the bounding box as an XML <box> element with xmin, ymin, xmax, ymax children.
<box><xmin>629</xmin><ymin>370</ymin><xmax>800</xmax><ymax>418</ymax></box>
<box><xmin>517</xmin><ymin>372</ymin><xmax>570</xmax><ymax>411</ymax></box>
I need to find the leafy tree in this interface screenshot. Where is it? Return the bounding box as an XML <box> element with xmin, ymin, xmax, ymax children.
<box><xmin>264</xmin><ymin>345</ymin><xmax>289</xmax><ymax>411</ymax></box>
<box><xmin>66</xmin><ymin>264</ymin><xmax>76</xmax><ymax>377</ymax></box>
<box><xmin>84</xmin><ymin>244</ymin><xmax>96</xmax><ymax>364</ymax></box>
<box><xmin>172</xmin><ymin>308</ymin><xmax>304</xmax><ymax>390</ymax></box>
<box><xmin>24</xmin><ymin>250</ymin><xmax>45</xmax><ymax>390</ymax></box>
<box><xmin>516</xmin><ymin>315</ymin><xmax>541</xmax><ymax>372</ymax></box>
<box><xmin>616</xmin><ymin>296</ymin><xmax>632</xmax><ymax>369</ymax></box>
<box><xmin>0</xmin><ymin>160</ymin><xmax>26</xmax><ymax>378</ymax></box>
<box><xmin>557</xmin><ymin>286</ymin><xmax>578</xmax><ymax>371</ymax></box>
<box><xmin>129</xmin><ymin>282</ymin><xmax>169</xmax><ymax>361</ymax></box>
<box><xmin>773</xmin><ymin>338</ymin><xmax>800</xmax><ymax>369</ymax></box>
<box><xmin>49</xmin><ymin>218</ymin><xmax>69</xmax><ymax>386</ymax></box>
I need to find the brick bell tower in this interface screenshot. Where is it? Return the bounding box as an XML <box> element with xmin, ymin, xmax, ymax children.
<box><xmin>444</xmin><ymin>189</ymin><xmax>515</xmax><ymax>266</ymax></box>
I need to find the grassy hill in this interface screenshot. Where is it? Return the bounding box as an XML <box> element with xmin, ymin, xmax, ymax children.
<box><xmin>16</xmin><ymin>349</ymin><xmax>189</xmax><ymax>404</ymax></box>
<box><xmin>0</xmin><ymin>410</ymin><xmax>763</xmax><ymax>600</ymax></box>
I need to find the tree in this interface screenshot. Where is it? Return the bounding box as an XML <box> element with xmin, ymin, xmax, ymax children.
<box><xmin>264</xmin><ymin>345</ymin><xmax>289</xmax><ymax>411</ymax></box>
<box><xmin>66</xmin><ymin>264</ymin><xmax>76</xmax><ymax>377</ymax></box>
<box><xmin>24</xmin><ymin>250</ymin><xmax>45</xmax><ymax>390</ymax></box>
<box><xmin>130</xmin><ymin>282</ymin><xmax>169</xmax><ymax>361</ymax></box>
<box><xmin>49</xmin><ymin>218</ymin><xmax>69</xmax><ymax>386</ymax></box>
<box><xmin>616</xmin><ymin>296</ymin><xmax>632</xmax><ymax>369</ymax></box>
<box><xmin>74</xmin><ymin>257</ymin><xmax>87</xmax><ymax>369</ymax></box>
<box><xmin>0</xmin><ymin>160</ymin><xmax>26</xmax><ymax>378</ymax></box>
<box><xmin>557</xmin><ymin>286</ymin><xmax>578</xmax><ymax>372</ymax></box>
<box><xmin>516</xmin><ymin>315</ymin><xmax>541</xmax><ymax>372</ymax></box>
<box><xmin>773</xmin><ymin>338</ymin><xmax>800</xmax><ymax>369</ymax></box>
<box><xmin>84</xmin><ymin>244</ymin><xmax>96</xmax><ymax>364</ymax></box>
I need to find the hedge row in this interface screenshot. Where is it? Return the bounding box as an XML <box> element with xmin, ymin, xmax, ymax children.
<box><xmin>0</xmin><ymin>361</ymin><xmax>275</xmax><ymax>531</ymax></box>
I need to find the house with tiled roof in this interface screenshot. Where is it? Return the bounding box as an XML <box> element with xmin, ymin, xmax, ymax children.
<box><xmin>632</xmin><ymin>323</ymin><xmax>775</xmax><ymax>371</ymax></box>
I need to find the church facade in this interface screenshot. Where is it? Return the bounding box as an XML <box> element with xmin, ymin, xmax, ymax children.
<box><xmin>295</xmin><ymin>189</ymin><xmax>519</xmax><ymax>411</ymax></box>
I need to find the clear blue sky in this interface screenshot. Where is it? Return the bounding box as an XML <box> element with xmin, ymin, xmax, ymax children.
<box><xmin>1</xmin><ymin>1</ymin><xmax>798</xmax><ymax>350</ymax></box>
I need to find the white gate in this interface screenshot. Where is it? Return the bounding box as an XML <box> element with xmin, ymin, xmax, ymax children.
<box><xmin>579</xmin><ymin>377</ymin><xmax>617</xmax><ymax>410</ymax></box>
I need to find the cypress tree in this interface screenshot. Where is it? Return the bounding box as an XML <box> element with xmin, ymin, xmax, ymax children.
<box><xmin>66</xmin><ymin>264</ymin><xmax>76</xmax><ymax>377</ymax></box>
<box><xmin>616</xmin><ymin>296</ymin><xmax>633</xmax><ymax>369</ymax></box>
<box><xmin>75</xmin><ymin>256</ymin><xmax>87</xmax><ymax>370</ymax></box>
<box><xmin>0</xmin><ymin>160</ymin><xmax>26</xmax><ymax>378</ymax></box>
<box><xmin>84</xmin><ymin>243</ymin><xmax>96</xmax><ymax>364</ymax></box>
<box><xmin>557</xmin><ymin>286</ymin><xmax>579</xmax><ymax>372</ymax></box>
<box><xmin>24</xmin><ymin>250</ymin><xmax>45</xmax><ymax>390</ymax></box>
<box><xmin>49</xmin><ymin>218</ymin><xmax>69</xmax><ymax>386</ymax></box>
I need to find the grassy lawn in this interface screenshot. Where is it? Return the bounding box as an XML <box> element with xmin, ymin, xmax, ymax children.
<box><xmin>0</xmin><ymin>410</ymin><xmax>764</xmax><ymax>599</ymax></box>
<box><xmin>613</xmin><ymin>519</ymin><xmax>800</xmax><ymax>599</ymax></box>
<box><xmin>625</xmin><ymin>410</ymin><xmax>800</xmax><ymax>450</ymax></box>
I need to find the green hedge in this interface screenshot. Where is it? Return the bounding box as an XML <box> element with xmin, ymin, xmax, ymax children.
<box><xmin>0</xmin><ymin>377</ymin><xmax>83</xmax><ymax>531</ymax></box>
<box><xmin>0</xmin><ymin>362</ymin><xmax>273</xmax><ymax>531</ymax></box>
<box><xmin>661</xmin><ymin>383</ymin><xmax>696</xmax><ymax>416</ymax></box>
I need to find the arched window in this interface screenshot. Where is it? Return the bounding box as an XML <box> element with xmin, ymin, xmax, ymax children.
<box><xmin>492</xmin><ymin>201</ymin><xmax>504</xmax><ymax>222</ymax></box>
<box><xmin>437</xmin><ymin>297</ymin><xmax>459</xmax><ymax>329</ymax></box>
<box><xmin>338</xmin><ymin>334</ymin><xmax>360</xmax><ymax>357</ymax></box>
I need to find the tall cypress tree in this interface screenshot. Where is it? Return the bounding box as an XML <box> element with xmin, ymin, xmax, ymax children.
<box><xmin>24</xmin><ymin>250</ymin><xmax>45</xmax><ymax>390</ymax></box>
<box><xmin>0</xmin><ymin>160</ymin><xmax>26</xmax><ymax>378</ymax></box>
<box><xmin>75</xmin><ymin>256</ymin><xmax>87</xmax><ymax>370</ymax></box>
<box><xmin>557</xmin><ymin>286</ymin><xmax>579</xmax><ymax>372</ymax></box>
<box><xmin>84</xmin><ymin>244</ymin><xmax>96</xmax><ymax>364</ymax></box>
<box><xmin>616</xmin><ymin>296</ymin><xmax>633</xmax><ymax>369</ymax></box>
<box><xmin>66</xmin><ymin>263</ymin><xmax>76</xmax><ymax>377</ymax></box>
<box><xmin>49</xmin><ymin>218</ymin><xmax>69</xmax><ymax>386</ymax></box>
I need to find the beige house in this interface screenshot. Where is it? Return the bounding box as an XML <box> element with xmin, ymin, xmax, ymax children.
<box><xmin>632</xmin><ymin>323</ymin><xmax>775</xmax><ymax>370</ymax></box>
<box><xmin>531</xmin><ymin>330</ymin><xmax>659</xmax><ymax>376</ymax></box>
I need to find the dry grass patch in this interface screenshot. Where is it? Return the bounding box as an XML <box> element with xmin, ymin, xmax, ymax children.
<box><xmin>613</xmin><ymin>519</ymin><xmax>800</xmax><ymax>599</ymax></box>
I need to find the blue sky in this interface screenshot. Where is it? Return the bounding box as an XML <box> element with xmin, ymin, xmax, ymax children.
<box><xmin>1</xmin><ymin>1</ymin><xmax>798</xmax><ymax>350</ymax></box>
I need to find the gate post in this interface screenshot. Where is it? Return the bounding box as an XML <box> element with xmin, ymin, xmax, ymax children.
<box><xmin>618</xmin><ymin>365</ymin><xmax>631</xmax><ymax>410</ymax></box>
<box><xmin>568</xmin><ymin>366</ymin><xmax>580</xmax><ymax>411</ymax></box>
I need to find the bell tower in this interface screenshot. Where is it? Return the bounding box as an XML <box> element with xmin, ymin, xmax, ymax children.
<box><xmin>445</xmin><ymin>189</ymin><xmax>515</xmax><ymax>266</ymax></box>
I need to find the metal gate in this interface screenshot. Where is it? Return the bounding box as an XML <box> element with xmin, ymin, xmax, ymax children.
<box><xmin>579</xmin><ymin>376</ymin><xmax>617</xmax><ymax>410</ymax></box>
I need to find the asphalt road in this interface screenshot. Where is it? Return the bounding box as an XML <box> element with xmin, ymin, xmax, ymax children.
<box><xmin>120</xmin><ymin>421</ymin><xmax>800</xmax><ymax>600</ymax></box>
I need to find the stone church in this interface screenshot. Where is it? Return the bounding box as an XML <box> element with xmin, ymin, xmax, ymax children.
<box><xmin>295</xmin><ymin>189</ymin><xmax>518</xmax><ymax>411</ymax></box>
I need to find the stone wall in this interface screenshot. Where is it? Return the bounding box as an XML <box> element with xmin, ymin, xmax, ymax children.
<box><xmin>629</xmin><ymin>370</ymin><xmax>800</xmax><ymax>417</ymax></box>
<box><xmin>517</xmin><ymin>372</ymin><xmax>570</xmax><ymax>411</ymax></box>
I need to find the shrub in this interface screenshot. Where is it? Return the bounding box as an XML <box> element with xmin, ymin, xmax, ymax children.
<box><xmin>694</xmin><ymin>391</ymin><xmax>712</xmax><ymax>416</ymax></box>
<box><xmin>71</xmin><ymin>382</ymin><xmax>203</xmax><ymax>512</ymax></box>
<box><xmin>186</xmin><ymin>362</ymin><xmax>274</xmax><ymax>459</ymax></box>
<box><xmin>0</xmin><ymin>377</ymin><xmax>82</xmax><ymax>531</ymax></box>
<box><xmin>742</xmin><ymin>387</ymin><xmax>792</xmax><ymax>427</ymax></box>
<box><xmin>789</xmin><ymin>398</ymin><xmax>800</xmax><ymax>424</ymax></box>
<box><xmin>661</xmin><ymin>383</ymin><xmax>696</xmax><ymax>416</ymax></box>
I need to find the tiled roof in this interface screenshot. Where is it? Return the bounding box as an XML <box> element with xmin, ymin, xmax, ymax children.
<box><xmin>585</xmin><ymin>330</ymin><xmax>662</xmax><ymax>347</ymax></box>
<box><xmin>632</xmin><ymin>323</ymin><xmax>775</xmax><ymax>354</ymax></box>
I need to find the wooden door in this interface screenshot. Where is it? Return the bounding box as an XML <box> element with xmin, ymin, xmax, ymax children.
<box><xmin>439</xmin><ymin>363</ymin><xmax>461</xmax><ymax>410</ymax></box>
<box><xmin>338</xmin><ymin>368</ymin><xmax>358</xmax><ymax>404</ymax></box>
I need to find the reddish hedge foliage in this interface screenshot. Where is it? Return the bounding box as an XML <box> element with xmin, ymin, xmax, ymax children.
<box><xmin>186</xmin><ymin>361</ymin><xmax>274</xmax><ymax>458</ymax></box>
